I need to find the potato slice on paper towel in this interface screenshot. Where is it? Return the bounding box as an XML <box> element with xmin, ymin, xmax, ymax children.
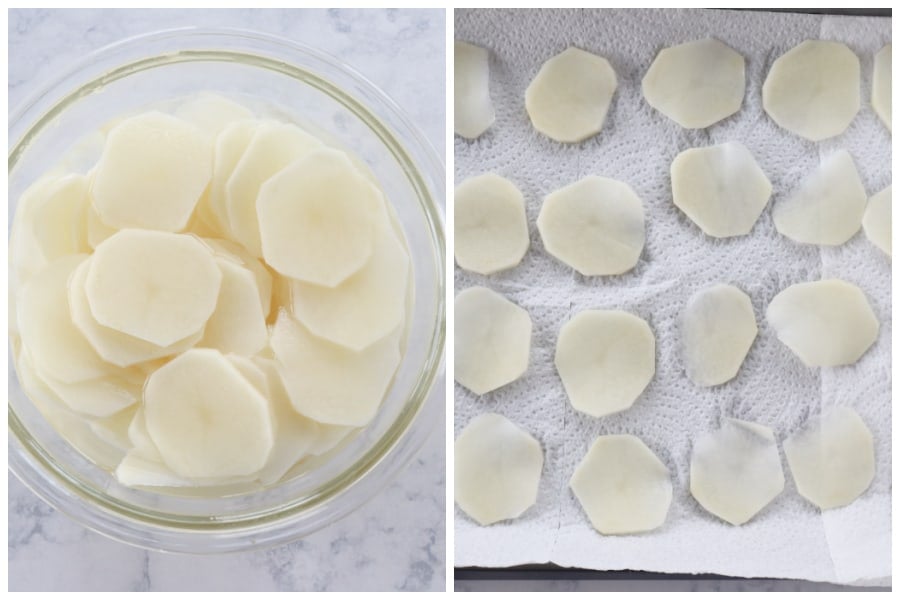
<box><xmin>784</xmin><ymin>406</ymin><xmax>875</xmax><ymax>510</ymax></box>
<box><xmin>455</xmin><ymin>413</ymin><xmax>543</xmax><ymax>526</ymax></box>
<box><xmin>862</xmin><ymin>186</ymin><xmax>891</xmax><ymax>258</ymax></box>
<box><xmin>872</xmin><ymin>44</ymin><xmax>891</xmax><ymax>132</ymax></box>
<box><xmin>86</xmin><ymin>230</ymin><xmax>222</xmax><ymax>347</ymax></box>
<box><xmin>690</xmin><ymin>419</ymin><xmax>784</xmax><ymax>525</ymax></box>
<box><xmin>454</xmin><ymin>40</ymin><xmax>495</xmax><ymax>139</ymax></box>
<box><xmin>91</xmin><ymin>111</ymin><xmax>212</xmax><ymax>231</ymax></box>
<box><xmin>570</xmin><ymin>435</ymin><xmax>672</xmax><ymax>535</ymax></box>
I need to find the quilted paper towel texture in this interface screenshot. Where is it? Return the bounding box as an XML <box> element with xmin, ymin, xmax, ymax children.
<box><xmin>454</xmin><ymin>8</ymin><xmax>891</xmax><ymax>584</ymax></box>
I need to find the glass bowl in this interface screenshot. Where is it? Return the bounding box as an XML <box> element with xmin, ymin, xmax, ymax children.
<box><xmin>8</xmin><ymin>27</ymin><xmax>445</xmax><ymax>553</ymax></box>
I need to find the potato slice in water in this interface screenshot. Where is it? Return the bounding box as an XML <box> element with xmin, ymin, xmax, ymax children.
<box><xmin>270</xmin><ymin>310</ymin><xmax>401</xmax><ymax>427</ymax></box>
<box><xmin>69</xmin><ymin>258</ymin><xmax>203</xmax><ymax>367</ymax></box>
<box><xmin>32</xmin><ymin>173</ymin><xmax>90</xmax><ymax>261</ymax></box>
<box><xmin>201</xmin><ymin>237</ymin><xmax>273</xmax><ymax>316</ymax></box>
<box><xmin>784</xmin><ymin>406</ymin><xmax>875</xmax><ymax>510</ymax></box>
<box><xmin>89</xmin><ymin>405</ymin><xmax>140</xmax><ymax>452</ymax></box>
<box><xmin>258</xmin><ymin>148</ymin><xmax>384</xmax><ymax>286</ymax></box>
<box><xmin>226</xmin><ymin>121</ymin><xmax>322</xmax><ymax>256</ymax></box>
<box><xmin>144</xmin><ymin>349</ymin><xmax>274</xmax><ymax>479</ymax></box>
<box><xmin>198</xmin><ymin>258</ymin><xmax>268</xmax><ymax>356</ymax></box>
<box><xmin>86</xmin><ymin>200</ymin><xmax>118</xmax><ymax>249</ymax></box>
<box><xmin>291</xmin><ymin>226</ymin><xmax>409</xmax><ymax>351</ymax></box>
<box><xmin>10</xmin><ymin>175</ymin><xmax>61</xmax><ymax>284</ymax></box>
<box><xmin>92</xmin><ymin>111</ymin><xmax>212</xmax><ymax>231</ymax></box>
<box><xmin>207</xmin><ymin>120</ymin><xmax>259</xmax><ymax>235</ymax></box>
<box><xmin>17</xmin><ymin>255</ymin><xmax>109</xmax><ymax>383</ymax></box>
<box><xmin>86</xmin><ymin>230</ymin><xmax>222</xmax><ymax>347</ymax></box>
<box><xmin>36</xmin><ymin>365</ymin><xmax>141</xmax><ymax>418</ymax></box>
<box><xmin>173</xmin><ymin>93</ymin><xmax>255</xmax><ymax>136</ymax></box>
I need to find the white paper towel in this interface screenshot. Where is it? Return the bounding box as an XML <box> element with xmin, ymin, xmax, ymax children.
<box><xmin>454</xmin><ymin>8</ymin><xmax>891</xmax><ymax>585</ymax></box>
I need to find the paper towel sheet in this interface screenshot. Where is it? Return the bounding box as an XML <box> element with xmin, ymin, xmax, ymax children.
<box><xmin>454</xmin><ymin>8</ymin><xmax>891</xmax><ymax>585</ymax></box>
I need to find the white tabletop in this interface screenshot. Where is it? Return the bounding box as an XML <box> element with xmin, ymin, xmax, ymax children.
<box><xmin>8</xmin><ymin>8</ymin><xmax>446</xmax><ymax>592</ymax></box>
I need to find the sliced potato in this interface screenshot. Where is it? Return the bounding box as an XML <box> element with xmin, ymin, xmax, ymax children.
<box><xmin>201</xmin><ymin>237</ymin><xmax>272</xmax><ymax>316</ymax></box>
<box><xmin>257</xmin><ymin>148</ymin><xmax>384</xmax><ymax>286</ymax></box>
<box><xmin>173</xmin><ymin>93</ymin><xmax>255</xmax><ymax>136</ymax></box>
<box><xmin>89</xmin><ymin>406</ymin><xmax>140</xmax><ymax>452</ymax></box>
<box><xmin>10</xmin><ymin>175</ymin><xmax>62</xmax><ymax>284</ymax></box>
<box><xmin>32</xmin><ymin>173</ymin><xmax>90</xmax><ymax>261</ymax></box>
<box><xmin>198</xmin><ymin>258</ymin><xmax>268</xmax><ymax>356</ymax></box>
<box><xmin>86</xmin><ymin>200</ymin><xmax>118</xmax><ymax>249</ymax></box>
<box><xmin>36</xmin><ymin>365</ymin><xmax>141</xmax><ymax>418</ymax></box>
<box><xmin>207</xmin><ymin>119</ymin><xmax>259</xmax><ymax>235</ymax></box>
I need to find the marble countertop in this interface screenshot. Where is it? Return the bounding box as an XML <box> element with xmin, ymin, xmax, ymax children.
<box><xmin>8</xmin><ymin>8</ymin><xmax>445</xmax><ymax>592</ymax></box>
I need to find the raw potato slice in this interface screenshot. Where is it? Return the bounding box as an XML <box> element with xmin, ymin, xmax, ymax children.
<box><xmin>89</xmin><ymin>406</ymin><xmax>139</xmax><ymax>452</ymax></box>
<box><xmin>37</xmin><ymin>366</ymin><xmax>141</xmax><ymax>418</ymax></box>
<box><xmin>454</xmin><ymin>173</ymin><xmax>529</xmax><ymax>275</ymax></box>
<box><xmin>226</xmin><ymin>121</ymin><xmax>322</xmax><ymax>256</ymax></box>
<box><xmin>10</xmin><ymin>175</ymin><xmax>61</xmax><ymax>284</ymax></box>
<box><xmin>681</xmin><ymin>284</ymin><xmax>758</xmax><ymax>387</ymax></box>
<box><xmin>86</xmin><ymin>201</ymin><xmax>118</xmax><ymax>249</ymax></box>
<box><xmin>270</xmin><ymin>311</ymin><xmax>401</xmax><ymax>427</ymax></box>
<box><xmin>455</xmin><ymin>413</ymin><xmax>543</xmax><ymax>526</ymax></box>
<box><xmin>455</xmin><ymin>40</ymin><xmax>495</xmax><ymax>139</ymax></box>
<box><xmin>207</xmin><ymin>119</ymin><xmax>259</xmax><ymax>235</ymax></box>
<box><xmin>291</xmin><ymin>227</ymin><xmax>409</xmax><ymax>351</ymax></box>
<box><xmin>69</xmin><ymin>259</ymin><xmax>203</xmax><ymax>367</ymax></box>
<box><xmin>537</xmin><ymin>176</ymin><xmax>644</xmax><ymax>275</ymax></box>
<box><xmin>526</xmin><ymin>47</ymin><xmax>617</xmax><ymax>143</ymax></box>
<box><xmin>642</xmin><ymin>38</ymin><xmax>745</xmax><ymax>129</ymax></box>
<box><xmin>31</xmin><ymin>174</ymin><xmax>90</xmax><ymax>261</ymax></box>
<box><xmin>86</xmin><ymin>230</ymin><xmax>222</xmax><ymax>347</ymax></box>
<box><xmin>862</xmin><ymin>186</ymin><xmax>891</xmax><ymax>257</ymax></box>
<box><xmin>307</xmin><ymin>423</ymin><xmax>357</xmax><ymax>457</ymax></box>
<box><xmin>173</xmin><ymin>93</ymin><xmax>255</xmax><ymax>136</ymax></box>
<box><xmin>766</xmin><ymin>279</ymin><xmax>879</xmax><ymax>367</ymax></box>
<box><xmin>671</xmin><ymin>142</ymin><xmax>772</xmax><ymax>238</ymax></box>
<box><xmin>690</xmin><ymin>419</ymin><xmax>785</xmax><ymax>525</ymax></box>
<box><xmin>17</xmin><ymin>254</ymin><xmax>108</xmax><ymax>383</ymax></box>
<box><xmin>872</xmin><ymin>45</ymin><xmax>891</xmax><ymax>131</ymax></box>
<box><xmin>201</xmin><ymin>238</ymin><xmax>273</xmax><ymax>316</ymax></box>
<box><xmin>144</xmin><ymin>349</ymin><xmax>274</xmax><ymax>479</ymax></box>
<box><xmin>454</xmin><ymin>287</ymin><xmax>532</xmax><ymax>395</ymax></box>
<box><xmin>784</xmin><ymin>406</ymin><xmax>875</xmax><ymax>510</ymax></box>
<box><xmin>92</xmin><ymin>111</ymin><xmax>213</xmax><ymax>231</ymax></box>
<box><xmin>555</xmin><ymin>310</ymin><xmax>655</xmax><ymax>418</ymax></box>
<box><xmin>773</xmin><ymin>151</ymin><xmax>866</xmax><ymax>246</ymax></box>
<box><xmin>570</xmin><ymin>435</ymin><xmax>672</xmax><ymax>534</ymax></box>
<box><xmin>198</xmin><ymin>258</ymin><xmax>268</xmax><ymax>356</ymax></box>
<box><xmin>258</xmin><ymin>148</ymin><xmax>384</xmax><ymax>286</ymax></box>
<box><xmin>763</xmin><ymin>40</ymin><xmax>860</xmax><ymax>141</ymax></box>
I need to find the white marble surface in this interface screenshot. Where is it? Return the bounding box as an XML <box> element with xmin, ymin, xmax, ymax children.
<box><xmin>8</xmin><ymin>8</ymin><xmax>446</xmax><ymax>592</ymax></box>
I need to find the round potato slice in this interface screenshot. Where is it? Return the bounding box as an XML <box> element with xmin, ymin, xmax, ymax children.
<box><xmin>455</xmin><ymin>40</ymin><xmax>495</xmax><ymax>139</ymax></box>
<box><xmin>454</xmin><ymin>173</ymin><xmax>529</xmax><ymax>275</ymax></box>
<box><xmin>862</xmin><ymin>186</ymin><xmax>891</xmax><ymax>258</ymax></box>
<box><xmin>92</xmin><ymin>111</ymin><xmax>213</xmax><ymax>231</ymax></box>
<box><xmin>773</xmin><ymin>151</ymin><xmax>866</xmax><ymax>246</ymax></box>
<box><xmin>69</xmin><ymin>258</ymin><xmax>203</xmax><ymax>367</ymax></box>
<box><xmin>86</xmin><ymin>200</ymin><xmax>118</xmax><ymax>250</ymax></box>
<box><xmin>526</xmin><ymin>47</ymin><xmax>617</xmax><ymax>143</ymax></box>
<box><xmin>455</xmin><ymin>413</ymin><xmax>543</xmax><ymax>526</ymax></box>
<box><xmin>258</xmin><ymin>147</ymin><xmax>384</xmax><ymax>286</ymax></box>
<box><xmin>198</xmin><ymin>258</ymin><xmax>268</xmax><ymax>356</ymax></box>
<box><xmin>173</xmin><ymin>93</ymin><xmax>255</xmax><ymax>136</ymax></box>
<box><xmin>206</xmin><ymin>119</ymin><xmax>259</xmax><ymax>236</ymax></box>
<box><xmin>784</xmin><ymin>406</ymin><xmax>875</xmax><ymax>510</ymax></box>
<box><xmin>10</xmin><ymin>175</ymin><xmax>62</xmax><ymax>284</ymax></box>
<box><xmin>31</xmin><ymin>173</ymin><xmax>90</xmax><ymax>262</ymax></box>
<box><xmin>36</xmin><ymin>365</ymin><xmax>141</xmax><ymax>419</ymax></box>
<box><xmin>144</xmin><ymin>348</ymin><xmax>274</xmax><ymax>479</ymax></box>
<box><xmin>17</xmin><ymin>254</ymin><xmax>109</xmax><ymax>383</ymax></box>
<box><xmin>766</xmin><ymin>279</ymin><xmax>879</xmax><ymax>367</ymax></box>
<box><xmin>226</xmin><ymin>121</ymin><xmax>323</xmax><ymax>256</ymax></box>
<box><xmin>690</xmin><ymin>419</ymin><xmax>785</xmax><ymax>525</ymax></box>
<box><xmin>89</xmin><ymin>406</ymin><xmax>139</xmax><ymax>452</ymax></box>
<box><xmin>872</xmin><ymin>44</ymin><xmax>891</xmax><ymax>132</ymax></box>
<box><xmin>570</xmin><ymin>435</ymin><xmax>672</xmax><ymax>535</ymax></box>
<box><xmin>200</xmin><ymin>237</ymin><xmax>273</xmax><ymax>317</ymax></box>
<box><xmin>537</xmin><ymin>175</ymin><xmax>645</xmax><ymax>276</ymax></box>
<box><xmin>455</xmin><ymin>287</ymin><xmax>532</xmax><ymax>395</ymax></box>
<box><xmin>291</xmin><ymin>226</ymin><xmax>409</xmax><ymax>351</ymax></box>
<box><xmin>270</xmin><ymin>310</ymin><xmax>401</xmax><ymax>427</ymax></box>
<box><xmin>763</xmin><ymin>40</ymin><xmax>860</xmax><ymax>141</ymax></box>
<box><xmin>86</xmin><ymin>230</ymin><xmax>222</xmax><ymax>347</ymax></box>
<box><xmin>555</xmin><ymin>310</ymin><xmax>655</xmax><ymax>418</ymax></box>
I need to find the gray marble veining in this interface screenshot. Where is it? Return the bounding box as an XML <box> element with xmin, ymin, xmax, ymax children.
<box><xmin>8</xmin><ymin>8</ymin><xmax>445</xmax><ymax>592</ymax></box>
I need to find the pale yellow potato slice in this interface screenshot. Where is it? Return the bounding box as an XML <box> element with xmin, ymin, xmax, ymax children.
<box><xmin>198</xmin><ymin>258</ymin><xmax>268</xmax><ymax>356</ymax></box>
<box><xmin>873</xmin><ymin>45</ymin><xmax>891</xmax><ymax>132</ymax></box>
<box><xmin>17</xmin><ymin>254</ymin><xmax>108</xmax><ymax>383</ymax></box>
<box><xmin>784</xmin><ymin>406</ymin><xmax>875</xmax><ymax>510</ymax></box>
<box><xmin>270</xmin><ymin>310</ymin><xmax>401</xmax><ymax>427</ymax></box>
<box><xmin>86</xmin><ymin>230</ymin><xmax>222</xmax><ymax>347</ymax></box>
<box><xmin>258</xmin><ymin>147</ymin><xmax>384</xmax><ymax>286</ymax></box>
<box><xmin>766</xmin><ymin>279</ymin><xmax>879</xmax><ymax>367</ymax></box>
<box><xmin>773</xmin><ymin>151</ymin><xmax>866</xmax><ymax>246</ymax></box>
<box><xmin>31</xmin><ymin>173</ymin><xmax>90</xmax><ymax>261</ymax></box>
<box><xmin>173</xmin><ymin>93</ymin><xmax>255</xmax><ymax>136</ymax></box>
<box><xmin>36</xmin><ymin>364</ymin><xmax>141</xmax><ymax>418</ymax></box>
<box><xmin>291</xmin><ymin>226</ymin><xmax>409</xmax><ymax>351</ymax></box>
<box><xmin>862</xmin><ymin>185</ymin><xmax>891</xmax><ymax>257</ymax></box>
<box><xmin>307</xmin><ymin>424</ymin><xmax>357</xmax><ymax>457</ymax></box>
<box><xmin>763</xmin><ymin>40</ymin><xmax>860</xmax><ymax>141</ymax></box>
<box><xmin>144</xmin><ymin>349</ymin><xmax>274</xmax><ymax>479</ymax></box>
<box><xmin>92</xmin><ymin>111</ymin><xmax>213</xmax><ymax>231</ymax></box>
<box><xmin>555</xmin><ymin>310</ymin><xmax>655</xmax><ymax>418</ymax></box>
<box><xmin>455</xmin><ymin>413</ymin><xmax>543</xmax><ymax>526</ymax></box>
<box><xmin>69</xmin><ymin>258</ymin><xmax>203</xmax><ymax>367</ymax></box>
<box><xmin>89</xmin><ymin>405</ymin><xmax>140</xmax><ymax>452</ymax></box>
<box><xmin>86</xmin><ymin>201</ymin><xmax>118</xmax><ymax>249</ymax></box>
<box><xmin>455</xmin><ymin>40</ymin><xmax>495</xmax><ymax>139</ymax></box>
<box><xmin>226</xmin><ymin>121</ymin><xmax>323</xmax><ymax>256</ymax></box>
<box><xmin>454</xmin><ymin>287</ymin><xmax>532</xmax><ymax>395</ymax></box>
<box><xmin>570</xmin><ymin>435</ymin><xmax>672</xmax><ymax>534</ymax></box>
<box><xmin>10</xmin><ymin>175</ymin><xmax>62</xmax><ymax>284</ymax></box>
<box><xmin>207</xmin><ymin>119</ymin><xmax>259</xmax><ymax>236</ymax></box>
<box><xmin>690</xmin><ymin>419</ymin><xmax>785</xmax><ymax>525</ymax></box>
<box><xmin>454</xmin><ymin>173</ymin><xmax>529</xmax><ymax>275</ymax></box>
<box><xmin>201</xmin><ymin>237</ymin><xmax>273</xmax><ymax>316</ymax></box>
